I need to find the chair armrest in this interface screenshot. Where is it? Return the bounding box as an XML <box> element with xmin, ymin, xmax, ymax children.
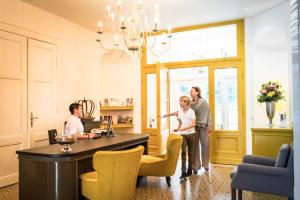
<box><xmin>153</xmin><ymin>154</ymin><xmax>167</xmax><ymax>159</ymax></box>
<box><xmin>237</xmin><ymin>163</ymin><xmax>288</xmax><ymax>177</ymax></box>
<box><xmin>243</xmin><ymin>155</ymin><xmax>276</xmax><ymax>166</ymax></box>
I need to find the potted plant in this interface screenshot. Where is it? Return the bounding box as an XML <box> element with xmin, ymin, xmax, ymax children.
<box><xmin>257</xmin><ymin>81</ymin><xmax>285</xmax><ymax>127</ymax></box>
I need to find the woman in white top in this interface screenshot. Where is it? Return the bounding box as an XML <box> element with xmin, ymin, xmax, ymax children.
<box><xmin>65</xmin><ymin>103</ymin><xmax>95</xmax><ymax>139</ymax></box>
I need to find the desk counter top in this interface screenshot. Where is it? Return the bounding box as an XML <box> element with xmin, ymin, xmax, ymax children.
<box><xmin>16</xmin><ymin>133</ymin><xmax>149</xmax><ymax>161</ymax></box>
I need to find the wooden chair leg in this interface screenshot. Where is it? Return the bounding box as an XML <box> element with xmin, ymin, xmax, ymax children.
<box><xmin>231</xmin><ymin>188</ymin><xmax>236</xmax><ymax>200</ymax></box>
<box><xmin>238</xmin><ymin>189</ymin><xmax>242</xmax><ymax>200</ymax></box>
<box><xmin>136</xmin><ymin>176</ymin><xmax>143</xmax><ymax>187</ymax></box>
<box><xmin>166</xmin><ymin>176</ymin><xmax>171</xmax><ymax>187</ymax></box>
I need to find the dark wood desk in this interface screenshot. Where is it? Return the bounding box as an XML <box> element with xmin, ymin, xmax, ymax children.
<box><xmin>16</xmin><ymin>133</ymin><xmax>149</xmax><ymax>200</ymax></box>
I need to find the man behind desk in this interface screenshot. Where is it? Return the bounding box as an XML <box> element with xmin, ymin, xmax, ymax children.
<box><xmin>65</xmin><ymin>103</ymin><xmax>95</xmax><ymax>139</ymax></box>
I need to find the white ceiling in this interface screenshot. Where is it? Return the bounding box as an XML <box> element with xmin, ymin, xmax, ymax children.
<box><xmin>21</xmin><ymin>0</ymin><xmax>287</xmax><ymax>31</ymax></box>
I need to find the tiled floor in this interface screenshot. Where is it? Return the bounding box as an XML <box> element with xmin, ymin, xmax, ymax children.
<box><xmin>0</xmin><ymin>164</ymin><xmax>287</xmax><ymax>200</ymax></box>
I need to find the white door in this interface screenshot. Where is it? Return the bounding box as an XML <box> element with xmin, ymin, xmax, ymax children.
<box><xmin>156</xmin><ymin>63</ymin><xmax>169</xmax><ymax>153</ymax></box>
<box><xmin>0</xmin><ymin>30</ymin><xmax>27</xmax><ymax>187</ymax></box>
<box><xmin>28</xmin><ymin>38</ymin><xmax>58</xmax><ymax>148</ymax></box>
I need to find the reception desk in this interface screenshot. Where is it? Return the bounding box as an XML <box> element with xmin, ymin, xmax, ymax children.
<box><xmin>16</xmin><ymin>133</ymin><xmax>149</xmax><ymax>200</ymax></box>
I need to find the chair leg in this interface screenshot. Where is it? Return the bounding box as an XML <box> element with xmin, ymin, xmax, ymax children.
<box><xmin>238</xmin><ymin>189</ymin><xmax>242</xmax><ymax>200</ymax></box>
<box><xmin>166</xmin><ymin>176</ymin><xmax>171</xmax><ymax>187</ymax></box>
<box><xmin>136</xmin><ymin>176</ymin><xmax>143</xmax><ymax>187</ymax></box>
<box><xmin>231</xmin><ymin>188</ymin><xmax>236</xmax><ymax>200</ymax></box>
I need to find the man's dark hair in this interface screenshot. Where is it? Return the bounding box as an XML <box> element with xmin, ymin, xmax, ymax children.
<box><xmin>69</xmin><ymin>103</ymin><xmax>81</xmax><ymax>114</ymax></box>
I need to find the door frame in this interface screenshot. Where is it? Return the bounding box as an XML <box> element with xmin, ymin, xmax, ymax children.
<box><xmin>141</xmin><ymin>20</ymin><xmax>245</xmax><ymax>163</ymax></box>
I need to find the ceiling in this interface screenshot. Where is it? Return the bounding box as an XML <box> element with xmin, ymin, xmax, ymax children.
<box><xmin>21</xmin><ymin>0</ymin><xmax>287</xmax><ymax>31</ymax></box>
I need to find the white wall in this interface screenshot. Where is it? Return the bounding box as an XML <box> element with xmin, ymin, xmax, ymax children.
<box><xmin>98</xmin><ymin>46</ymin><xmax>141</xmax><ymax>133</ymax></box>
<box><xmin>245</xmin><ymin>2</ymin><xmax>291</xmax><ymax>153</ymax></box>
<box><xmin>0</xmin><ymin>0</ymin><xmax>102</xmax><ymax>131</ymax></box>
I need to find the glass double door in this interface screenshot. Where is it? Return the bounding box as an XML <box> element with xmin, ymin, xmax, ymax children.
<box><xmin>146</xmin><ymin>62</ymin><xmax>245</xmax><ymax>164</ymax></box>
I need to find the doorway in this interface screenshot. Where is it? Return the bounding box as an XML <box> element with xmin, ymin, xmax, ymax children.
<box><xmin>142</xmin><ymin>63</ymin><xmax>245</xmax><ymax>165</ymax></box>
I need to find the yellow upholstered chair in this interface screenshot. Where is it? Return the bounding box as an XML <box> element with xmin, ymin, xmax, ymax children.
<box><xmin>137</xmin><ymin>134</ymin><xmax>183</xmax><ymax>187</ymax></box>
<box><xmin>80</xmin><ymin>146</ymin><xmax>144</xmax><ymax>200</ymax></box>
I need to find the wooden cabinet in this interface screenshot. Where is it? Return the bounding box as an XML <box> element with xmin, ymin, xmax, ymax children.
<box><xmin>251</xmin><ymin>127</ymin><xmax>293</xmax><ymax>158</ymax></box>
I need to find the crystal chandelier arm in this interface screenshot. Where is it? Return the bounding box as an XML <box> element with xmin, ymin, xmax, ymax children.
<box><xmin>122</xmin><ymin>29</ymin><xmax>130</xmax><ymax>50</ymax></box>
<box><xmin>147</xmin><ymin>33</ymin><xmax>157</xmax><ymax>50</ymax></box>
<box><xmin>149</xmin><ymin>37</ymin><xmax>171</xmax><ymax>57</ymax></box>
<box><xmin>98</xmin><ymin>39</ymin><xmax>111</xmax><ymax>51</ymax></box>
<box><xmin>119</xmin><ymin>39</ymin><xmax>126</xmax><ymax>57</ymax></box>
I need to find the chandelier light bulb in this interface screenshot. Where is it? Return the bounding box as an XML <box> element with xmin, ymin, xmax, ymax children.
<box><xmin>161</xmin><ymin>32</ymin><xmax>167</xmax><ymax>45</ymax></box>
<box><xmin>120</xmin><ymin>16</ymin><xmax>125</xmax><ymax>23</ymax></box>
<box><xmin>106</xmin><ymin>5</ymin><xmax>111</xmax><ymax>12</ymax></box>
<box><xmin>138</xmin><ymin>0</ymin><xmax>143</xmax><ymax>10</ymax></box>
<box><xmin>114</xmin><ymin>35</ymin><xmax>119</xmax><ymax>47</ymax></box>
<box><xmin>97</xmin><ymin>21</ymin><xmax>103</xmax><ymax>33</ymax></box>
<box><xmin>117</xmin><ymin>0</ymin><xmax>122</xmax><ymax>7</ymax></box>
<box><xmin>111</xmin><ymin>13</ymin><xmax>115</xmax><ymax>21</ymax></box>
<box><xmin>167</xmin><ymin>25</ymin><xmax>172</xmax><ymax>37</ymax></box>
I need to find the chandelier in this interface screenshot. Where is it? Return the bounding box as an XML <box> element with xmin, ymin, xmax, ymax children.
<box><xmin>96</xmin><ymin>0</ymin><xmax>172</xmax><ymax>56</ymax></box>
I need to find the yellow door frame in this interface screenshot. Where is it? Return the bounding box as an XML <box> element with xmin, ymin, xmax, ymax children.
<box><xmin>141</xmin><ymin>19</ymin><xmax>245</xmax><ymax>163</ymax></box>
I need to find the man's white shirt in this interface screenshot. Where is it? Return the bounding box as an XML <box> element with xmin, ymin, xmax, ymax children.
<box><xmin>64</xmin><ymin>115</ymin><xmax>84</xmax><ymax>136</ymax></box>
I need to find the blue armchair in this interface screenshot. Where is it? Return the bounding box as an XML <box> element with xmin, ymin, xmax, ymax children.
<box><xmin>230</xmin><ymin>145</ymin><xmax>294</xmax><ymax>200</ymax></box>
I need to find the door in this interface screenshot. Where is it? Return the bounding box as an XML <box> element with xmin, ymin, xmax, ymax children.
<box><xmin>0</xmin><ymin>30</ymin><xmax>27</xmax><ymax>187</ymax></box>
<box><xmin>28</xmin><ymin>38</ymin><xmax>58</xmax><ymax>148</ymax></box>
<box><xmin>210</xmin><ymin>64</ymin><xmax>245</xmax><ymax>164</ymax></box>
<box><xmin>156</xmin><ymin>62</ymin><xmax>170</xmax><ymax>153</ymax></box>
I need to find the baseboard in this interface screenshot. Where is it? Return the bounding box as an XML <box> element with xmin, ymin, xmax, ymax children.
<box><xmin>0</xmin><ymin>173</ymin><xmax>18</xmax><ymax>188</ymax></box>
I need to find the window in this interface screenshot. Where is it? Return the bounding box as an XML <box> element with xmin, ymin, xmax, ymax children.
<box><xmin>214</xmin><ymin>68</ymin><xmax>238</xmax><ymax>130</ymax></box>
<box><xmin>147</xmin><ymin>24</ymin><xmax>237</xmax><ymax>64</ymax></box>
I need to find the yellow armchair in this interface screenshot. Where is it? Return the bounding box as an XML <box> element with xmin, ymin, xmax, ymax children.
<box><xmin>80</xmin><ymin>146</ymin><xmax>144</xmax><ymax>200</ymax></box>
<box><xmin>137</xmin><ymin>134</ymin><xmax>183</xmax><ymax>187</ymax></box>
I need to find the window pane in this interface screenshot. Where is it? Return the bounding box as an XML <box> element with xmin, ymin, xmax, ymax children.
<box><xmin>147</xmin><ymin>24</ymin><xmax>237</xmax><ymax>64</ymax></box>
<box><xmin>147</xmin><ymin>74</ymin><xmax>157</xmax><ymax>128</ymax></box>
<box><xmin>214</xmin><ymin>68</ymin><xmax>238</xmax><ymax>130</ymax></box>
<box><xmin>169</xmin><ymin>67</ymin><xmax>209</xmax><ymax>131</ymax></box>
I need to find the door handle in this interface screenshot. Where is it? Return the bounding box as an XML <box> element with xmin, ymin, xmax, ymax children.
<box><xmin>30</xmin><ymin>112</ymin><xmax>39</xmax><ymax>128</ymax></box>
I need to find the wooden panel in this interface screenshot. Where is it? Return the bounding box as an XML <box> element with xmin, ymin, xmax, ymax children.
<box><xmin>0</xmin><ymin>33</ymin><xmax>23</xmax><ymax>78</ymax></box>
<box><xmin>0</xmin><ymin>144</ymin><xmax>22</xmax><ymax>187</ymax></box>
<box><xmin>252</xmin><ymin>127</ymin><xmax>293</xmax><ymax>158</ymax></box>
<box><xmin>0</xmin><ymin>30</ymin><xmax>27</xmax><ymax>187</ymax></box>
<box><xmin>28</xmin><ymin>39</ymin><xmax>58</xmax><ymax>148</ymax></box>
<box><xmin>210</xmin><ymin>133</ymin><xmax>242</xmax><ymax>164</ymax></box>
<box><xmin>0</xmin><ymin>79</ymin><xmax>22</xmax><ymax>136</ymax></box>
<box><xmin>215</xmin><ymin>136</ymin><xmax>238</xmax><ymax>154</ymax></box>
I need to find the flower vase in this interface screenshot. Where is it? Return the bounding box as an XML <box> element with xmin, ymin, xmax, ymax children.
<box><xmin>266</xmin><ymin>101</ymin><xmax>275</xmax><ymax>128</ymax></box>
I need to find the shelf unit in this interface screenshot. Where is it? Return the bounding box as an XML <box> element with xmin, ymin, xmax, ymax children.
<box><xmin>100</xmin><ymin>106</ymin><xmax>133</xmax><ymax>111</ymax></box>
<box><xmin>112</xmin><ymin>124</ymin><xmax>134</xmax><ymax>128</ymax></box>
<box><xmin>100</xmin><ymin>105</ymin><xmax>134</xmax><ymax>130</ymax></box>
